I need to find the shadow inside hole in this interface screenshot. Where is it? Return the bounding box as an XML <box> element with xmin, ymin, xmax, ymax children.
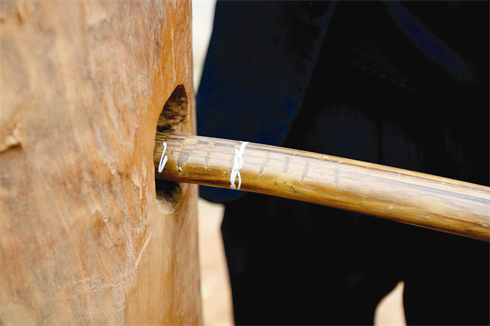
<box><xmin>157</xmin><ymin>84</ymin><xmax>188</xmax><ymax>132</ymax></box>
<box><xmin>155</xmin><ymin>179</ymin><xmax>182</xmax><ymax>204</ymax></box>
<box><xmin>155</xmin><ymin>84</ymin><xmax>188</xmax><ymax>197</ymax></box>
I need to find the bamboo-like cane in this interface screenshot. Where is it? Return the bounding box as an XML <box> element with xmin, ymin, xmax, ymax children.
<box><xmin>154</xmin><ymin>132</ymin><xmax>490</xmax><ymax>242</ymax></box>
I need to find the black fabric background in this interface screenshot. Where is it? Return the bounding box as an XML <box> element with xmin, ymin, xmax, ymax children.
<box><xmin>197</xmin><ymin>1</ymin><xmax>489</xmax><ymax>325</ymax></box>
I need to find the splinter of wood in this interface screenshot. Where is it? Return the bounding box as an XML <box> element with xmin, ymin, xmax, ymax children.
<box><xmin>154</xmin><ymin>132</ymin><xmax>490</xmax><ymax>242</ymax></box>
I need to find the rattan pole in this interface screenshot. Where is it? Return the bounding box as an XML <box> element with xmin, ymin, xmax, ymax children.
<box><xmin>154</xmin><ymin>132</ymin><xmax>490</xmax><ymax>242</ymax></box>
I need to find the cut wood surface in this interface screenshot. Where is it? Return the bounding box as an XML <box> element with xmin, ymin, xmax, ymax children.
<box><xmin>0</xmin><ymin>1</ymin><xmax>200</xmax><ymax>324</ymax></box>
<box><xmin>155</xmin><ymin>133</ymin><xmax>490</xmax><ymax>242</ymax></box>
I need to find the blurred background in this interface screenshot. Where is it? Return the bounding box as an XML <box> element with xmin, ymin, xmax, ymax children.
<box><xmin>191</xmin><ymin>1</ymin><xmax>405</xmax><ymax>325</ymax></box>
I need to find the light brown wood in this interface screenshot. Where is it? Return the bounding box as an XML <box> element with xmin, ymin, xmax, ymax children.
<box><xmin>155</xmin><ymin>133</ymin><xmax>490</xmax><ymax>242</ymax></box>
<box><xmin>0</xmin><ymin>1</ymin><xmax>201</xmax><ymax>324</ymax></box>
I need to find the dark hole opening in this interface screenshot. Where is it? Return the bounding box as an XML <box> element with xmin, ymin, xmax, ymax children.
<box><xmin>156</xmin><ymin>84</ymin><xmax>188</xmax><ymax>132</ymax></box>
<box><xmin>155</xmin><ymin>84</ymin><xmax>188</xmax><ymax>198</ymax></box>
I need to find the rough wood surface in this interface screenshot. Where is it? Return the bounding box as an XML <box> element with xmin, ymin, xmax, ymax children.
<box><xmin>155</xmin><ymin>133</ymin><xmax>490</xmax><ymax>242</ymax></box>
<box><xmin>0</xmin><ymin>1</ymin><xmax>201</xmax><ymax>324</ymax></box>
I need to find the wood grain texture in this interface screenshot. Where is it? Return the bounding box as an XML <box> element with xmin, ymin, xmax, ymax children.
<box><xmin>155</xmin><ymin>133</ymin><xmax>490</xmax><ymax>242</ymax></box>
<box><xmin>0</xmin><ymin>1</ymin><xmax>201</xmax><ymax>324</ymax></box>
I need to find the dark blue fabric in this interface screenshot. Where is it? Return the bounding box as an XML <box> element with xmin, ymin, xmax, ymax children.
<box><xmin>197</xmin><ymin>1</ymin><xmax>336</xmax><ymax>202</ymax></box>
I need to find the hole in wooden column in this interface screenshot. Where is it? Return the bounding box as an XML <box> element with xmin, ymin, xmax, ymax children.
<box><xmin>157</xmin><ymin>84</ymin><xmax>188</xmax><ymax>132</ymax></box>
<box><xmin>155</xmin><ymin>84</ymin><xmax>188</xmax><ymax>202</ymax></box>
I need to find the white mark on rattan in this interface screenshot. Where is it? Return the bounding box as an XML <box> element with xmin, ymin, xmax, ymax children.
<box><xmin>230</xmin><ymin>142</ymin><xmax>249</xmax><ymax>190</ymax></box>
<box><xmin>158</xmin><ymin>142</ymin><xmax>168</xmax><ymax>173</ymax></box>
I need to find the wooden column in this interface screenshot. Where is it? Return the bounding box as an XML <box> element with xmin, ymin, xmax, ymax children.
<box><xmin>0</xmin><ymin>1</ymin><xmax>201</xmax><ymax>324</ymax></box>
